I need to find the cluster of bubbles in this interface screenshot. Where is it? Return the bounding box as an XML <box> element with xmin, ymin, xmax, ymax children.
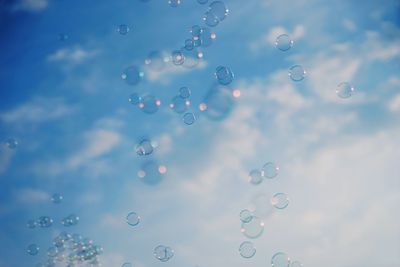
<box><xmin>61</xmin><ymin>214</ymin><xmax>80</xmax><ymax>227</ymax></box>
<box><xmin>28</xmin><ymin>216</ymin><xmax>54</xmax><ymax>229</ymax></box>
<box><xmin>169</xmin><ymin>86</ymin><xmax>197</xmax><ymax>125</ymax></box>
<box><xmin>32</xmin><ymin>232</ymin><xmax>103</xmax><ymax>267</ymax></box>
<box><xmin>154</xmin><ymin>245</ymin><xmax>174</xmax><ymax>262</ymax></box>
<box><xmin>248</xmin><ymin>161</ymin><xmax>279</xmax><ymax>185</ymax></box>
<box><xmin>271</xmin><ymin>252</ymin><xmax>303</xmax><ymax>267</ymax></box>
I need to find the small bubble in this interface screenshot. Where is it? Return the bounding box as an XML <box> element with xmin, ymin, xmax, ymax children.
<box><xmin>271</xmin><ymin>193</ymin><xmax>289</xmax><ymax>209</ymax></box>
<box><xmin>37</xmin><ymin>216</ymin><xmax>53</xmax><ymax>228</ymax></box>
<box><xmin>183</xmin><ymin>112</ymin><xmax>196</xmax><ymax>125</ymax></box>
<box><xmin>271</xmin><ymin>252</ymin><xmax>290</xmax><ymax>267</ymax></box>
<box><xmin>139</xmin><ymin>95</ymin><xmax>161</xmax><ymax>114</ymax></box>
<box><xmin>138</xmin><ymin>160</ymin><xmax>166</xmax><ymax>185</ymax></box>
<box><xmin>241</xmin><ymin>216</ymin><xmax>264</xmax><ymax>239</ymax></box>
<box><xmin>126</xmin><ymin>212</ymin><xmax>140</xmax><ymax>227</ymax></box>
<box><xmin>248</xmin><ymin>169</ymin><xmax>263</xmax><ymax>185</ymax></box>
<box><xmin>145</xmin><ymin>51</ymin><xmax>166</xmax><ymax>71</ymax></box>
<box><xmin>129</xmin><ymin>93</ymin><xmax>142</xmax><ymax>106</ymax></box>
<box><xmin>172</xmin><ymin>50</ymin><xmax>185</xmax><ymax>65</ymax></box>
<box><xmin>51</xmin><ymin>193</ymin><xmax>63</xmax><ymax>204</ymax></box>
<box><xmin>170</xmin><ymin>96</ymin><xmax>190</xmax><ymax>114</ymax></box>
<box><xmin>262</xmin><ymin>162</ymin><xmax>279</xmax><ymax>179</ymax></box>
<box><xmin>275</xmin><ymin>34</ymin><xmax>293</xmax><ymax>51</ymax></box>
<box><xmin>5</xmin><ymin>138</ymin><xmax>18</xmax><ymax>149</ymax></box>
<box><xmin>239</xmin><ymin>209</ymin><xmax>253</xmax><ymax>223</ymax></box>
<box><xmin>239</xmin><ymin>241</ymin><xmax>256</xmax><ymax>258</ymax></box>
<box><xmin>61</xmin><ymin>214</ymin><xmax>79</xmax><ymax>227</ymax></box>
<box><xmin>58</xmin><ymin>33</ymin><xmax>69</xmax><ymax>41</ymax></box>
<box><xmin>168</xmin><ymin>0</ymin><xmax>181</xmax><ymax>7</ymax></box>
<box><xmin>336</xmin><ymin>82</ymin><xmax>354</xmax><ymax>99</ymax></box>
<box><xmin>288</xmin><ymin>65</ymin><xmax>306</xmax><ymax>82</ymax></box>
<box><xmin>27</xmin><ymin>219</ymin><xmax>37</xmax><ymax>229</ymax></box>
<box><xmin>27</xmin><ymin>244</ymin><xmax>40</xmax><ymax>256</ymax></box>
<box><xmin>122</xmin><ymin>66</ymin><xmax>143</xmax><ymax>86</ymax></box>
<box><xmin>135</xmin><ymin>139</ymin><xmax>154</xmax><ymax>156</ymax></box>
<box><xmin>117</xmin><ymin>24</ymin><xmax>130</xmax><ymax>35</ymax></box>
<box><xmin>203</xmin><ymin>11</ymin><xmax>219</xmax><ymax>27</ymax></box>
<box><xmin>154</xmin><ymin>245</ymin><xmax>174</xmax><ymax>262</ymax></box>
<box><xmin>215</xmin><ymin>66</ymin><xmax>234</xmax><ymax>85</ymax></box>
<box><xmin>179</xmin><ymin>87</ymin><xmax>191</xmax><ymax>99</ymax></box>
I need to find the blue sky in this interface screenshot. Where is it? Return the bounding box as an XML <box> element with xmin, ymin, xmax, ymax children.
<box><xmin>0</xmin><ymin>0</ymin><xmax>399</xmax><ymax>266</ymax></box>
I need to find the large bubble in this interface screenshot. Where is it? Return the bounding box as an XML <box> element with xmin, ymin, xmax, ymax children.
<box><xmin>201</xmin><ymin>84</ymin><xmax>235</xmax><ymax>121</ymax></box>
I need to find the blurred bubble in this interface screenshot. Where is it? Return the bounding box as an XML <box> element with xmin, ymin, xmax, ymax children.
<box><xmin>181</xmin><ymin>48</ymin><xmax>202</xmax><ymax>69</ymax></box>
<box><xmin>5</xmin><ymin>138</ymin><xmax>18</xmax><ymax>149</ymax></box>
<box><xmin>51</xmin><ymin>193</ymin><xmax>63</xmax><ymax>204</ymax></box>
<box><xmin>129</xmin><ymin>93</ymin><xmax>142</xmax><ymax>106</ymax></box>
<box><xmin>208</xmin><ymin>1</ymin><xmax>229</xmax><ymax>21</ymax></box>
<box><xmin>47</xmin><ymin>246</ymin><xmax>58</xmax><ymax>257</ymax></box>
<box><xmin>262</xmin><ymin>162</ymin><xmax>279</xmax><ymax>179</ymax></box>
<box><xmin>202</xmin><ymin>84</ymin><xmax>235</xmax><ymax>121</ymax></box>
<box><xmin>203</xmin><ymin>11</ymin><xmax>219</xmax><ymax>27</ymax></box>
<box><xmin>135</xmin><ymin>139</ymin><xmax>154</xmax><ymax>156</ymax></box>
<box><xmin>271</xmin><ymin>193</ymin><xmax>289</xmax><ymax>209</ymax></box>
<box><xmin>248</xmin><ymin>169</ymin><xmax>263</xmax><ymax>185</ymax></box>
<box><xmin>275</xmin><ymin>34</ymin><xmax>293</xmax><ymax>51</ymax></box>
<box><xmin>184</xmin><ymin>39</ymin><xmax>195</xmax><ymax>50</ymax></box>
<box><xmin>239</xmin><ymin>209</ymin><xmax>253</xmax><ymax>223</ymax></box>
<box><xmin>199</xmin><ymin>27</ymin><xmax>216</xmax><ymax>47</ymax></box>
<box><xmin>126</xmin><ymin>212</ymin><xmax>140</xmax><ymax>227</ymax></box>
<box><xmin>168</xmin><ymin>0</ymin><xmax>181</xmax><ymax>7</ymax></box>
<box><xmin>61</xmin><ymin>214</ymin><xmax>80</xmax><ymax>227</ymax></box>
<box><xmin>239</xmin><ymin>241</ymin><xmax>256</xmax><ymax>258</ymax></box>
<box><xmin>183</xmin><ymin>112</ymin><xmax>196</xmax><ymax>125</ymax></box>
<box><xmin>37</xmin><ymin>216</ymin><xmax>53</xmax><ymax>228</ymax></box>
<box><xmin>179</xmin><ymin>87</ymin><xmax>191</xmax><ymax>99</ymax></box>
<box><xmin>27</xmin><ymin>244</ymin><xmax>40</xmax><ymax>256</ymax></box>
<box><xmin>145</xmin><ymin>51</ymin><xmax>167</xmax><ymax>71</ymax></box>
<box><xmin>139</xmin><ymin>95</ymin><xmax>161</xmax><ymax>114</ymax></box>
<box><xmin>191</xmin><ymin>25</ymin><xmax>202</xmax><ymax>37</ymax></box>
<box><xmin>172</xmin><ymin>50</ymin><xmax>185</xmax><ymax>65</ymax></box>
<box><xmin>291</xmin><ymin>261</ymin><xmax>303</xmax><ymax>267</ymax></box>
<box><xmin>170</xmin><ymin>96</ymin><xmax>190</xmax><ymax>114</ymax></box>
<box><xmin>122</xmin><ymin>263</ymin><xmax>133</xmax><ymax>267</ymax></box>
<box><xmin>58</xmin><ymin>33</ymin><xmax>69</xmax><ymax>41</ymax></box>
<box><xmin>288</xmin><ymin>65</ymin><xmax>306</xmax><ymax>82</ymax></box>
<box><xmin>117</xmin><ymin>24</ymin><xmax>130</xmax><ymax>35</ymax></box>
<box><xmin>154</xmin><ymin>245</ymin><xmax>174</xmax><ymax>262</ymax></box>
<box><xmin>197</xmin><ymin>0</ymin><xmax>208</xmax><ymax>4</ymax></box>
<box><xmin>215</xmin><ymin>66</ymin><xmax>234</xmax><ymax>85</ymax></box>
<box><xmin>27</xmin><ymin>219</ymin><xmax>37</xmax><ymax>229</ymax></box>
<box><xmin>336</xmin><ymin>82</ymin><xmax>354</xmax><ymax>99</ymax></box>
<box><xmin>122</xmin><ymin>66</ymin><xmax>144</xmax><ymax>86</ymax></box>
<box><xmin>271</xmin><ymin>252</ymin><xmax>290</xmax><ymax>267</ymax></box>
<box><xmin>241</xmin><ymin>216</ymin><xmax>264</xmax><ymax>239</ymax></box>
<box><xmin>138</xmin><ymin>160</ymin><xmax>166</xmax><ymax>185</ymax></box>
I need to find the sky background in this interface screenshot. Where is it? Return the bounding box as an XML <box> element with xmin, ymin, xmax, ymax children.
<box><xmin>0</xmin><ymin>0</ymin><xmax>400</xmax><ymax>266</ymax></box>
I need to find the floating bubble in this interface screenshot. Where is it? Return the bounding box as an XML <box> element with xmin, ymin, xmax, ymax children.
<box><xmin>126</xmin><ymin>212</ymin><xmax>140</xmax><ymax>227</ymax></box>
<box><xmin>37</xmin><ymin>216</ymin><xmax>53</xmax><ymax>228</ymax></box>
<box><xmin>208</xmin><ymin>1</ymin><xmax>229</xmax><ymax>21</ymax></box>
<box><xmin>199</xmin><ymin>27</ymin><xmax>216</xmax><ymax>47</ymax></box>
<box><xmin>239</xmin><ymin>209</ymin><xmax>253</xmax><ymax>223</ymax></box>
<box><xmin>179</xmin><ymin>87</ymin><xmax>191</xmax><ymax>99</ymax></box>
<box><xmin>170</xmin><ymin>96</ymin><xmax>190</xmax><ymax>114</ymax></box>
<box><xmin>122</xmin><ymin>263</ymin><xmax>133</xmax><ymax>267</ymax></box>
<box><xmin>291</xmin><ymin>261</ymin><xmax>303</xmax><ymax>267</ymax></box>
<box><xmin>202</xmin><ymin>84</ymin><xmax>235</xmax><ymax>121</ymax></box>
<box><xmin>271</xmin><ymin>193</ymin><xmax>289</xmax><ymax>209</ymax></box>
<box><xmin>191</xmin><ymin>25</ymin><xmax>202</xmax><ymax>37</ymax></box>
<box><xmin>203</xmin><ymin>11</ymin><xmax>219</xmax><ymax>27</ymax></box>
<box><xmin>181</xmin><ymin>47</ymin><xmax>202</xmax><ymax>69</ymax></box>
<box><xmin>51</xmin><ymin>193</ymin><xmax>63</xmax><ymax>204</ymax></box>
<box><xmin>129</xmin><ymin>93</ymin><xmax>142</xmax><ymax>106</ymax></box>
<box><xmin>135</xmin><ymin>139</ymin><xmax>154</xmax><ymax>156</ymax></box>
<box><xmin>275</xmin><ymin>34</ymin><xmax>293</xmax><ymax>51</ymax></box>
<box><xmin>117</xmin><ymin>24</ymin><xmax>130</xmax><ymax>35</ymax></box>
<box><xmin>288</xmin><ymin>65</ymin><xmax>306</xmax><ymax>82</ymax></box>
<box><xmin>61</xmin><ymin>214</ymin><xmax>79</xmax><ymax>227</ymax></box>
<box><xmin>139</xmin><ymin>95</ymin><xmax>161</xmax><ymax>114</ymax></box>
<box><xmin>262</xmin><ymin>162</ymin><xmax>279</xmax><ymax>179</ymax></box>
<box><xmin>336</xmin><ymin>82</ymin><xmax>354</xmax><ymax>99</ymax></box>
<box><xmin>271</xmin><ymin>252</ymin><xmax>290</xmax><ymax>267</ymax></box>
<box><xmin>241</xmin><ymin>216</ymin><xmax>264</xmax><ymax>239</ymax></box>
<box><xmin>248</xmin><ymin>169</ymin><xmax>263</xmax><ymax>185</ymax></box>
<box><xmin>215</xmin><ymin>66</ymin><xmax>234</xmax><ymax>85</ymax></box>
<box><xmin>145</xmin><ymin>51</ymin><xmax>167</xmax><ymax>71</ymax></box>
<box><xmin>168</xmin><ymin>0</ymin><xmax>181</xmax><ymax>7</ymax></box>
<box><xmin>58</xmin><ymin>33</ymin><xmax>69</xmax><ymax>41</ymax></box>
<box><xmin>138</xmin><ymin>160</ymin><xmax>166</xmax><ymax>185</ymax></box>
<box><xmin>197</xmin><ymin>0</ymin><xmax>208</xmax><ymax>4</ymax></box>
<box><xmin>184</xmin><ymin>39</ymin><xmax>195</xmax><ymax>50</ymax></box>
<box><xmin>154</xmin><ymin>245</ymin><xmax>174</xmax><ymax>262</ymax></box>
<box><xmin>183</xmin><ymin>112</ymin><xmax>196</xmax><ymax>125</ymax></box>
<box><xmin>171</xmin><ymin>50</ymin><xmax>185</xmax><ymax>65</ymax></box>
<box><xmin>47</xmin><ymin>246</ymin><xmax>58</xmax><ymax>257</ymax></box>
<box><xmin>122</xmin><ymin>66</ymin><xmax>144</xmax><ymax>86</ymax></box>
<box><xmin>27</xmin><ymin>219</ymin><xmax>37</xmax><ymax>229</ymax></box>
<box><xmin>5</xmin><ymin>138</ymin><xmax>18</xmax><ymax>149</ymax></box>
<box><xmin>239</xmin><ymin>241</ymin><xmax>256</xmax><ymax>258</ymax></box>
<box><xmin>27</xmin><ymin>244</ymin><xmax>40</xmax><ymax>255</ymax></box>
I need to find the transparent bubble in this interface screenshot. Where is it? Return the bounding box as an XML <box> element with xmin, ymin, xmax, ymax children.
<box><xmin>58</xmin><ymin>33</ymin><xmax>69</xmax><ymax>41</ymax></box>
<box><xmin>202</xmin><ymin>84</ymin><xmax>235</xmax><ymax>121</ymax></box>
<box><xmin>183</xmin><ymin>112</ymin><xmax>196</xmax><ymax>125</ymax></box>
<box><xmin>184</xmin><ymin>39</ymin><xmax>195</xmax><ymax>50</ymax></box>
<box><xmin>168</xmin><ymin>0</ymin><xmax>181</xmax><ymax>7</ymax></box>
<box><xmin>203</xmin><ymin>11</ymin><xmax>219</xmax><ymax>27</ymax></box>
<box><xmin>27</xmin><ymin>219</ymin><xmax>37</xmax><ymax>229</ymax></box>
<box><xmin>208</xmin><ymin>1</ymin><xmax>229</xmax><ymax>21</ymax></box>
<box><xmin>288</xmin><ymin>65</ymin><xmax>306</xmax><ymax>82</ymax></box>
<box><xmin>248</xmin><ymin>169</ymin><xmax>263</xmax><ymax>185</ymax></box>
<box><xmin>27</xmin><ymin>244</ymin><xmax>40</xmax><ymax>255</ymax></box>
<box><xmin>37</xmin><ymin>216</ymin><xmax>53</xmax><ymax>228</ymax></box>
<box><xmin>275</xmin><ymin>34</ymin><xmax>293</xmax><ymax>51</ymax></box>
<box><xmin>271</xmin><ymin>252</ymin><xmax>290</xmax><ymax>267</ymax></box>
<box><xmin>191</xmin><ymin>25</ymin><xmax>202</xmax><ymax>37</ymax></box>
<box><xmin>51</xmin><ymin>193</ymin><xmax>63</xmax><ymax>204</ymax></box>
<box><xmin>215</xmin><ymin>66</ymin><xmax>234</xmax><ymax>85</ymax></box>
<box><xmin>135</xmin><ymin>139</ymin><xmax>154</xmax><ymax>156</ymax></box>
<box><xmin>271</xmin><ymin>193</ymin><xmax>289</xmax><ymax>209</ymax></box>
<box><xmin>239</xmin><ymin>241</ymin><xmax>256</xmax><ymax>258</ymax></box>
<box><xmin>262</xmin><ymin>162</ymin><xmax>279</xmax><ymax>179</ymax></box>
<box><xmin>199</xmin><ymin>27</ymin><xmax>216</xmax><ymax>47</ymax></box>
<box><xmin>181</xmin><ymin>48</ymin><xmax>202</xmax><ymax>69</ymax></box>
<box><xmin>179</xmin><ymin>87</ymin><xmax>191</xmax><ymax>99</ymax></box>
<box><xmin>129</xmin><ymin>93</ymin><xmax>142</xmax><ymax>106</ymax></box>
<box><xmin>122</xmin><ymin>66</ymin><xmax>143</xmax><ymax>86</ymax></box>
<box><xmin>126</xmin><ymin>212</ymin><xmax>140</xmax><ymax>226</ymax></box>
<box><xmin>241</xmin><ymin>216</ymin><xmax>264</xmax><ymax>239</ymax></box>
<box><xmin>122</xmin><ymin>263</ymin><xmax>133</xmax><ymax>267</ymax></box>
<box><xmin>138</xmin><ymin>160</ymin><xmax>166</xmax><ymax>185</ymax></box>
<box><xmin>172</xmin><ymin>50</ymin><xmax>185</xmax><ymax>65</ymax></box>
<box><xmin>336</xmin><ymin>82</ymin><xmax>354</xmax><ymax>99</ymax></box>
<box><xmin>193</xmin><ymin>36</ymin><xmax>201</xmax><ymax>47</ymax></box>
<box><xmin>154</xmin><ymin>245</ymin><xmax>174</xmax><ymax>262</ymax></box>
<box><xmin>145</xmin><ymin>51</ymin><xmax>167</xmax><ymax>71</ymax></box>
<box><xmin>197</xmin><ymin>0</ymin><xmax>208</xmax><ymax>4</ymax></box>
<box><xmin>47</xmin><ymin>246</ymin><xmax>58</xmax><ymax>257</ymax></box>
<box><xmin>117</xmin><ymin>24</ymin><xmax>130</xmax><ymax>35</ymax></box>
<box><xmin>170</xmin><ymin>96</ymin><xmax>190</xmax><ymax>114</ymax></box>
<box><xmin>61</xmin><ymin>214</ymin><xmax>80</xmax><ymax>227</ymax></box>
<box><xmin>291</xmin><ymin>261</ymin><xmax>303</xmax><ymax>267</ymax></box>
<box><xmin>239</xmin><ymin>209</ymin><xmax>253</xmax><ymax>223</ymax></box>
<box><xmin>139</xmin><ymin>95</ymin><xmax>161</xmax><ymax>114</ymax></box>
<box><xmin>5</xmin><ymin>138</ymin><xmax>18</xmax><ymax>149</ymax></box>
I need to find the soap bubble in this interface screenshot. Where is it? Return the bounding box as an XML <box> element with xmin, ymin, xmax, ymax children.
<box><xmin>168</xmin><ymin>0</ymin><xmax>181</xmax><ymax>7</ymax></box>
<box><xmin>179</xmin><ymin>87</ymin><xmax>191</xmax><ymax>99</ymax></box>
<box><xmin>203</xmin><ymin>11</ymin><xmax>219</xmax><ymax>27</ymax></box>
<box><xmin>117</xmin><ymin>24</ymin><xmax>130</xmax><ymax>35</ymax></box>
<box><xmin>145</xmin><ymin>51</ymin><xmax>167</xmax><ymax>71</ymax></box>
<box><xmin>288</xmin><ymin>65</ymin><xmax>306</xmax><ymax>82</ymax></box>
<box><xmin>208</xmin><ymin>1</ymin><xmax>229</xmax><ymax>21</ymax></box>
<box><xmin>239</xmin><ymin>209</ymin><xmax>253</xmax><ymax>223</ymax></box>
<box><xmin>171</xmin><ymin>50</ymin><xmax>185</xmax><ymax>65</ymax></box>
<box><xmin>154</xmin><ymin>245</ymin><xmax>174</xmax><ymax>262</ymax></box>
<box><xmin>291</xmin><ymin>261</ymin><xmax>303</xmax><ymax>267</ymax></box>
<box><xmin>183</xmin><ymin>112</ymin><xmax>196</xmax><ymax>125</ymax></box>
<box><xmin>191</xmin><ymin>25</ymin><xmax>202</xmax><ymax>37</ymax></box>
<box><xmin>129</xmin><ymin>93</ymin><xmax>142</xmax><ymax>106</ymax></box>
<box><xmin>58</xmin><ymin>33</ymin><xmax>69</xmax><ymax>41</ymax></box>
<box><xmin>184</xmin><ymin>39</ymin><xmax>195</xmax><ymax>50</ymax></box>
<box><xmin>170</xmin><ymin>96</ymin><xmax>190</xmax><ymax>114</ymax></box>
<box><xmin>215</xmin><ymin>66</ymin><xmax>234</xmax><ymax>85</ymax></box>
<box><xmin>239</xmin><ymin>241</ymin><xmax>256</xmax><ymax>258</ymax></box>
<box><xmin>37</xmin><ymin>216</ymin><xmax>53</xmax><ymax>228</ymax></box>
<box><xmin>122</xmin><ymin>66</ymin><xmax>144</xmax><ymax>86</ymax></box>
<box><xmin>241</xmin><ymin>216</ymin><xmax>264</xmax><ymax>239</ymax></box>
<box><xmin>27</xmin><ymin>219</ymin><xmax>37</xmax><ymax>229</ymax></box>
<box><xmin>181</xmin><ymin>48</ymin><xmax>202</xmax><ymax>69</ymax></box>
<box><xmin>138</xmin><ymin>160</ymin><xmax>166</xmax><ymax>185</ymax></box>
<box><xmin>262</xmin><ymin>162</ymin><xmax>279</xmax><ymax>179</ymax></box>
<box><xmin>5</xmin><ymin>138</ymin><xmax>18</xmax><ymax>149</ymax></box>
<box><xmin>61</xmin><ymin>214</ymin><xmax>79</xmax><ymax>227</ymax></box>
<box><xmin>199</xmin><ymin>27</ymin><xmax>216</xmax><ymax>47</ymax></box>
<box><xmin>27</xmin><ymin>244</ymin><xmax>40</xmax><ymax>256</ymax></box>
<box><xmin>271</xmin><ymin>193</ymin><xmax>289</xmax><ymax>209</ymax></box>
<box><xmin>275</xmin><ymin>34</ymin><xmax>293</xmax><ymax>51</ymax></box>
<box><xmin>126</xmin><ymin>212</ymin><xmax>140</xmax><ymax>226</ymax></box>
<box><xmin>51</xmin><ymin>193</ymin><xmax>63</xmax><ymax>204</ymax></box>
<box><xmin>135</xmin><ymin>139</ymin><xmax>154</xmax><ymax>156</ymax></box>
<box><xmin>202</xmin><ymin>84</ymin><xmax>235</xmax><ymax>121</ymax></box>
<box><xmin>248</xmin><ymin>169</ymin><xmax>263</xmax><ymax>185</ymax></box>
<box><xmin>336</xmin><ymin>82</ymin><xmax>354</xmax><ymax>99</ymax></box>
<box><xmin>122</xmin><ymin>263</ymin><xmax>133</xmax><ymax>267</ymax></box>
<box><xmin>47</xmin><ymin>246</ymin><xmax>58</xmax><ymax>257</ymax></box>
<box><xmin>139</xmin><ymin>95</ymin><xmax>161</xmax><ymax>114</ymax></box>
<box><xmin>271</xmin><ymin>252</ymin><xmax>290</xmax><ymax>267</ymax></box>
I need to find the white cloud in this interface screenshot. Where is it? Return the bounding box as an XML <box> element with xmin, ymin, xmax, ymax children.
<box><xmin>342</xmin><ymin>18</ymin><xmax>357</xmax><ymax>32</ymax></box>
<box><xmin>48</xmin><ymin>46</ymin><xmax>99</xmax><ymax>65</ymax></box>
<box><xmin>388</xmin><ymin>94</ymin><xmax>400</xmax><ymax>113</ymax></box>
<box><xmin>13</xmin><ymin>0</ymin><xmax>48</xmax><ymax>12</ymax></box>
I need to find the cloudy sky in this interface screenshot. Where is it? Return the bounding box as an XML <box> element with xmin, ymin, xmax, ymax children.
<box><xmin>0</xmin><ymin>0</ymin><xmax>399</xmax><ymax>266</ymax></box>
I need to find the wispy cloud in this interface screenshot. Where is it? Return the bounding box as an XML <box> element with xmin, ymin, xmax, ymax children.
<box><xmin>48</xmin><ymin>46</ymin><xmax>99</xmax><ymax>65</ymax></box>
<box><xmin>12</xmin><ymin>0</ymin><xmax>48</xmax><ymax>12</ymax></box>
<box><xmin>14</xmin><ymin>188</ymin><xmax>49</xmax><ymax>203</ymax></box>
